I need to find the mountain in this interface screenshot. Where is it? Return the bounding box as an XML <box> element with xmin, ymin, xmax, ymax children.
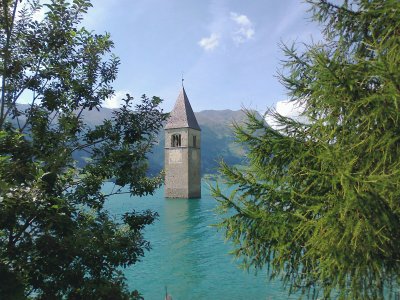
<box><xmin>148</xmin><ymin>109</ymin><xmax>250</xmax><ymax>175</ymax></box>
<box><xmin>13</xmin><ymin>105</ymin><xmax>251</xmax><ymax>175</ymax></box>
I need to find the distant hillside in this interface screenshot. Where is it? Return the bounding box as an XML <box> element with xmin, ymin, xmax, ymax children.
<box><xmin>80</xmin><ymin>108</ymin><xmax>249</xmax><ymax>175</ymax></box>
<box><xmin>14</xmin><ymin>105</ymin><xmax>252</xmax><ymax>175</ymax></box>
<box><xmin>148</xmin><ymin>109</ymin><xmax>250</xmax><ymax>175</ymax></box>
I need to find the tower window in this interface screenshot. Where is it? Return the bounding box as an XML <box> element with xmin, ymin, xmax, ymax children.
<box><xmin>193</xmin><ymin>136</ymin><xmax>197</xmax><ymax>148</ymax></box>
<box><xmin>171</xmin><ymin>134</ymin><xmax>181</xmax><ymax>147</ymax></box>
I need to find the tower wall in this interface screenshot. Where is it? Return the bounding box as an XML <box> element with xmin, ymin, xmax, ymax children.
<box><xmin>165</xmin><ymin>128</ymin><xmax>201</xmax><ymax>198</ymax></box>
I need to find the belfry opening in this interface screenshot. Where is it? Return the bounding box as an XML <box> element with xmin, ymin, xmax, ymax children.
<box><xmin>164</xmin><ymin>87</ymin><xmax>201</xmax><ymax>199</ymax></box>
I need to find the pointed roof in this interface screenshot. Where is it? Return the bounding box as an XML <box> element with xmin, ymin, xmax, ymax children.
<box><xmin>165</xmin><ymin>87</ymin><xmax>201</xmax><ymax>130</ymax></box>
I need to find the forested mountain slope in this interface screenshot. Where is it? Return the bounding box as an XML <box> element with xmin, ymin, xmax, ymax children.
<box><xmin>15</xmin><ymin>105</ymin><xmax>253</xmax><ymax>175</ymax></box>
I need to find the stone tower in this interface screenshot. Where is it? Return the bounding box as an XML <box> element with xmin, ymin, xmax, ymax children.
<box><xmin>164</xmin><ymin>87</ymin><xmax>201</xmax><ymax>198</ymax></box>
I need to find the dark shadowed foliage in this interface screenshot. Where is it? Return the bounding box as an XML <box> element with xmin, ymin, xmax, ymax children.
<box><xmin>0</xmin><ymin>0</ymin><xmax>167</xmax><ymax>298</ymax></box>
<box><xmin>213</xmin><ymin>1</ymin><xmax>400</xmax><ymax>299</ymax></box>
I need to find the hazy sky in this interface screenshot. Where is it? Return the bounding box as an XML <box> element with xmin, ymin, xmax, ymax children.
<box><xmin>40</xmin><ymin>1</ymin><xmax>325</xmax><ymax>113</ymax></box>
<box><xmin>82</xmin><ymin>0</ymin><xmax>324</xmax><ymax>112</ymax></box>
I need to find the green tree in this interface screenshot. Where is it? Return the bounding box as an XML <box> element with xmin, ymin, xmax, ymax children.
<box><xmin>213</xmin><ymin>0</ymin><xmax>400</xmax><ymax>299</ymax></box>
<box><xmin>0</xmin><ymin>0</ymin><xmax>166</xmax><ymax>298</ymax></box>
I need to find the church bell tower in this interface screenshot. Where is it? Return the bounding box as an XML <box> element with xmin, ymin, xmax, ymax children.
<box><xmin>164</xmin><ymin>87</ymin><xmax>201</xmax><ymax>198</ymax></box>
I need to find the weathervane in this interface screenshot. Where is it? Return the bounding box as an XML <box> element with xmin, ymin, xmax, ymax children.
<box><xmin>181</xmin><ymin>72</ymin><xmax>184</xmax><ymax>87</ymax></box>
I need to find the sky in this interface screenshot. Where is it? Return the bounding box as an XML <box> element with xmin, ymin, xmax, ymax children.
<box><xmin>30</xmin><ymin>0</ymin><xmax>326</xmax><ymax>115</ymax></box>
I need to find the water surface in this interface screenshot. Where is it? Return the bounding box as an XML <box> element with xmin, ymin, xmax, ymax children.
<box><xmin>105</xmin><ymin>181</ymin><xmax>291</xmax><ymax>300</ymax></box>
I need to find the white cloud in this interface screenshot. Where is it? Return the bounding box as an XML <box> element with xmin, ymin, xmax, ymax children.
<box><xmin>103</xmin><ymin>90</ymin><xmax>131</xmax><ymax>109</ymax></box>
<box><xmin>31</xmin><ymin>0</ymin><xmax>51</xmax><ymax>22</ymax></box>
<box><xmin>14</xmin><ymin>1</ymin><xmax>48</xmax><ymax>22</ymax></box>
<box><xmin>230</xmin><ymin>12</ymin><xmax>252</xmax><ymax>27</ymax></box>
<box><xmin>32</xmin><ymin>7</ymin><xmax>47</xmax><ymax>22</ymax></box>
<box><xmin>198</xmin><ymin>33</ymin><xmax>220</xmax><ymax>51</ymax></box>
<box><xmin>230</xmin><ymin>12</ymin><xmax>255</xmax><ymax>44</ymax></box>
<box><xmin>265</xmin><ymin>99</ymin><xmax>307</xmax><ymax>129</ymax></box>
<box><xmin>198</xmin><ymin>10</ymin><xmax>255</xmax><ymax>51</ymax></box>
<box><xmin>276</xmin><ymin>99</ymin><xmax>305</xmax><ymax>118</ymax></box>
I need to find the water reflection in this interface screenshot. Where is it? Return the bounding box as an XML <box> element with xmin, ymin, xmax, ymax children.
<box><xmin>163</xmin><ymin>198</ymin><xmax>208</xmax><ymax>298</ymax></box>
<box><xmin>105</xmin><ymin>182</ymin><xmax>291</xmax><ymax>300</ymax></box>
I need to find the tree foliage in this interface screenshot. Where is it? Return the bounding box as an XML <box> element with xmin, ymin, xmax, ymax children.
<box><xmin>0</xmin><ymin>0</ymin><xmax>166</xmax><ymax>298</ymax></box>
<box><xmin>213</xmin><ymin>0</ymin><xmax>400</xmax><ymax>299</ymax></box>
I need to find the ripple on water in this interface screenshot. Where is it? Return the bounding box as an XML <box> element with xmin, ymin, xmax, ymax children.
<box><xmin>105</xmin><ymin>182</ymin><xmax>294</xmax><ymax>300</ymax></box>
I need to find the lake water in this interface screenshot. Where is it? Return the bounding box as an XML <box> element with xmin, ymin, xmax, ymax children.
<box><xmin>104</xmin><ymin>181</ymin><xmax>292</xmax><ymax>300</ymax></box>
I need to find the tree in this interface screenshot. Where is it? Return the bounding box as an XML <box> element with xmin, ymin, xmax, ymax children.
<box><xmin>0</xmin><ymin>0</ymin><xmax>166</xmax><ymax>298</ymax></box>
<box><xmin>212</xmin><ymin>1</ymin><xmax>400</xmax><ymax>299</ymax></box>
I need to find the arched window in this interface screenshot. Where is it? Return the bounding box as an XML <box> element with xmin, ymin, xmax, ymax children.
<box><xmin>171</xmin><ymin>134</ymin><xmax>181</xmax><ymax>147</ymax></box>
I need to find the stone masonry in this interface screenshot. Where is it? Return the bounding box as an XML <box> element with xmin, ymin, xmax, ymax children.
<box><xmin>164</xmin><ymin>87</ymin><xmax>201</xmax><ymax>198</ymax></box>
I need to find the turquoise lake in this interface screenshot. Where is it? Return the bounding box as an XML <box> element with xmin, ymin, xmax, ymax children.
<box><xmin>104</xmin><ymin>181</ymin><xmax>293</xmax><ymax>300</ymax></box>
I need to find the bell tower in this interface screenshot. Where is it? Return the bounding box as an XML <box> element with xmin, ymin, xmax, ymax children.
<box><xmin>164</xmin><ymin>87</ymin><xmax>201</xmax><ymax>198</ymax></box>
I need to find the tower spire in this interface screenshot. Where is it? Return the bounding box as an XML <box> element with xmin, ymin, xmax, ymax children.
<box><xmin>164</xmin><ymin>87</ymin><xmax>201</xmax><ymax>199</ymax></box>
<box><xmin>165</xmin><ymin>87</ymin><xmax>200</xmax><ymax>131</ymax></box>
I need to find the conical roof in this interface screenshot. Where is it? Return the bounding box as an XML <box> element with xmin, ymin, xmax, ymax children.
<box><xmin>165</xmin><ymin>87</ymin><xmax>201</xmax><ymax>130</ymax></box>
